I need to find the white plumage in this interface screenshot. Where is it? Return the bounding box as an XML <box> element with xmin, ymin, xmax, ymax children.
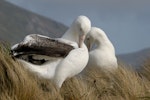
<box><xmin>85</xmin><ymin>27</ymin><xmax>118</xmax><ymax>71</ymax></box>
<box><xmin>11</xmin><ymin>15</ymin><xmax>91</xmax><ymax>88</ymax></box>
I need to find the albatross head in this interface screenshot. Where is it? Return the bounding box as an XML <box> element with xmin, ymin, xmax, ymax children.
<box><xmin>71</xmin><ymin>15</ymin><xmax>91</xmax><ymax>48</ymax></box>
<box><xmin>86</xmin><ymin>27</ymin><xmax>110</xmax><ymax>51</ymax></box>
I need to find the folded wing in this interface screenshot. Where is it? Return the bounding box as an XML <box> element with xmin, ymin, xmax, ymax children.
<box><xmin>11</xmin><ymin>34</ymin><xmax>75</xmax><ymax>58</ymax></box>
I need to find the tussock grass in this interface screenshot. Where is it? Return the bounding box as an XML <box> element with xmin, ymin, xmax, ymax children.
<box><xmin>140</xmin><ymin>59</ymin><xmax>150</xmax><ymax>81</ymax></box>
<box><xmin>0</xmin><ymin>43</ymin><xmax>150</xmax><ymax>100</ymax></box>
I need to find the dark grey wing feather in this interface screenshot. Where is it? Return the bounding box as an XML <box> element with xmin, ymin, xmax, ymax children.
<box><xmin>11</xmin><ymin>34</ymin><xmax>74</xmax><ymax>58</ymax></box>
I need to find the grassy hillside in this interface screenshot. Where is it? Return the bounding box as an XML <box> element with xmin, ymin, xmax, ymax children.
<box><xmin>0</xmin><ymin>0</ymin><xmax>67</xmax><ymax>44</ymax></box>
<box><xmin>0</xmin><ymin>44</ymin><xmax>150</xmax><ymax>100</ymax></box>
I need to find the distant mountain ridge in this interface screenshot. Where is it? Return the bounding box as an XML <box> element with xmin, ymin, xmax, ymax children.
<box><xmin>117</xmin><ymin>48</ymin><xmax>150</xmax><ymax>68</ymax></box>
<box><xmin>0</xmin><ymin>0</ymin><xmax>68</xmax><ymax>44</ymax></box>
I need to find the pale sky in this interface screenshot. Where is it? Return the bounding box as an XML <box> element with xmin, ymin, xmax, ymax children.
<box><xmin>6</xmin><ymin>0</ymin><xmax>150</xmax><ymax>54</ymax></box>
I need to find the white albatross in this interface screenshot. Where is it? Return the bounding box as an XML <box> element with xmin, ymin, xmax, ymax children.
<box><xmin>85</xmin><ymin>27</ymin><xmax>118</xmax><ymax>71</ymax></box>
<box><xmin>11</xmin><ymin>15</ymin><xmax>91</xmax><ymax>88</ymax></box>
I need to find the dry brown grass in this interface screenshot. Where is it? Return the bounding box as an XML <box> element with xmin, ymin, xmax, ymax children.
<box><xmin>0</xmin><ymin>44</ymin><xmax>150</xmax><ymax>100</ymax></box>
<box><xmin>0</xmin><ymin>43</ymin><xmax>61</xmax><ymax>100</ymax></box>
<box><xmin>140</xmin><ymin>59</ymin><xmax>150</xmax><ymax>81</ymax></box>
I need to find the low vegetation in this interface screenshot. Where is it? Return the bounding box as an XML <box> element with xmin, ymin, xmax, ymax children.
<box><xmin>0</xmin><ymin>43</ymin><xmax>150</xmax><ymax>100</ymax></box>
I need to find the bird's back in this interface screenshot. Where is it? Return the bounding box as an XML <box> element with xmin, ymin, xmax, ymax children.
<box><xmin>88</xmin><ymin>48</ymin><xmax>117</xmax><ymax>70</ymax></box>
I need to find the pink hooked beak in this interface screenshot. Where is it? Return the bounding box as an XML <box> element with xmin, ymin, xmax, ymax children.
<box><xmin>87</xmin><ymin>39</ymin><xmax>91</xmax><ymax>51</ymax></box>
<box><xmin>79</xmin><ymin>34</ymin><xmax>86</xmax><ymax>48</ymax></box>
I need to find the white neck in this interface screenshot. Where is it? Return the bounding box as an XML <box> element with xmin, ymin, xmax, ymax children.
<box><xmin>62</xmin><ymin>28</ymin><xmax>78</xmax><ymax>43</ymax></box>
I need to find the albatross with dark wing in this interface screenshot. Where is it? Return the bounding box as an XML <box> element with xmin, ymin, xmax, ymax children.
<box><xmin>11</xmin><ymin>15</ymin><xmax>91</xmax><ymax>88</ymax></box>
<box><xmin>85</xmin><ymin>27</ymin><xmax>118</xmax><ymax>71</ymax></box>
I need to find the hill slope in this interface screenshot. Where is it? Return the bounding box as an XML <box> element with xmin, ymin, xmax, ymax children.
<box><xmin>118</xmin><ymin>48</ymin><xmax>150</xmax><ymax>68</ymax></box>
<box><xmin>0</xmin><ymin>0</ymin><xmax>67</xmax><ymax>44</ymax></box>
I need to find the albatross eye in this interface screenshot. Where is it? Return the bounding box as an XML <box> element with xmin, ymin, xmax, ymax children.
<box><xmin>79</xmin><ymin>27</ymin><xmax>83</xmax><ymax>32</ymax></box>
<box><xmin>87</xmin><ymin>37</ymin><xmax>90</xmax><ymax>40</ymax></box>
